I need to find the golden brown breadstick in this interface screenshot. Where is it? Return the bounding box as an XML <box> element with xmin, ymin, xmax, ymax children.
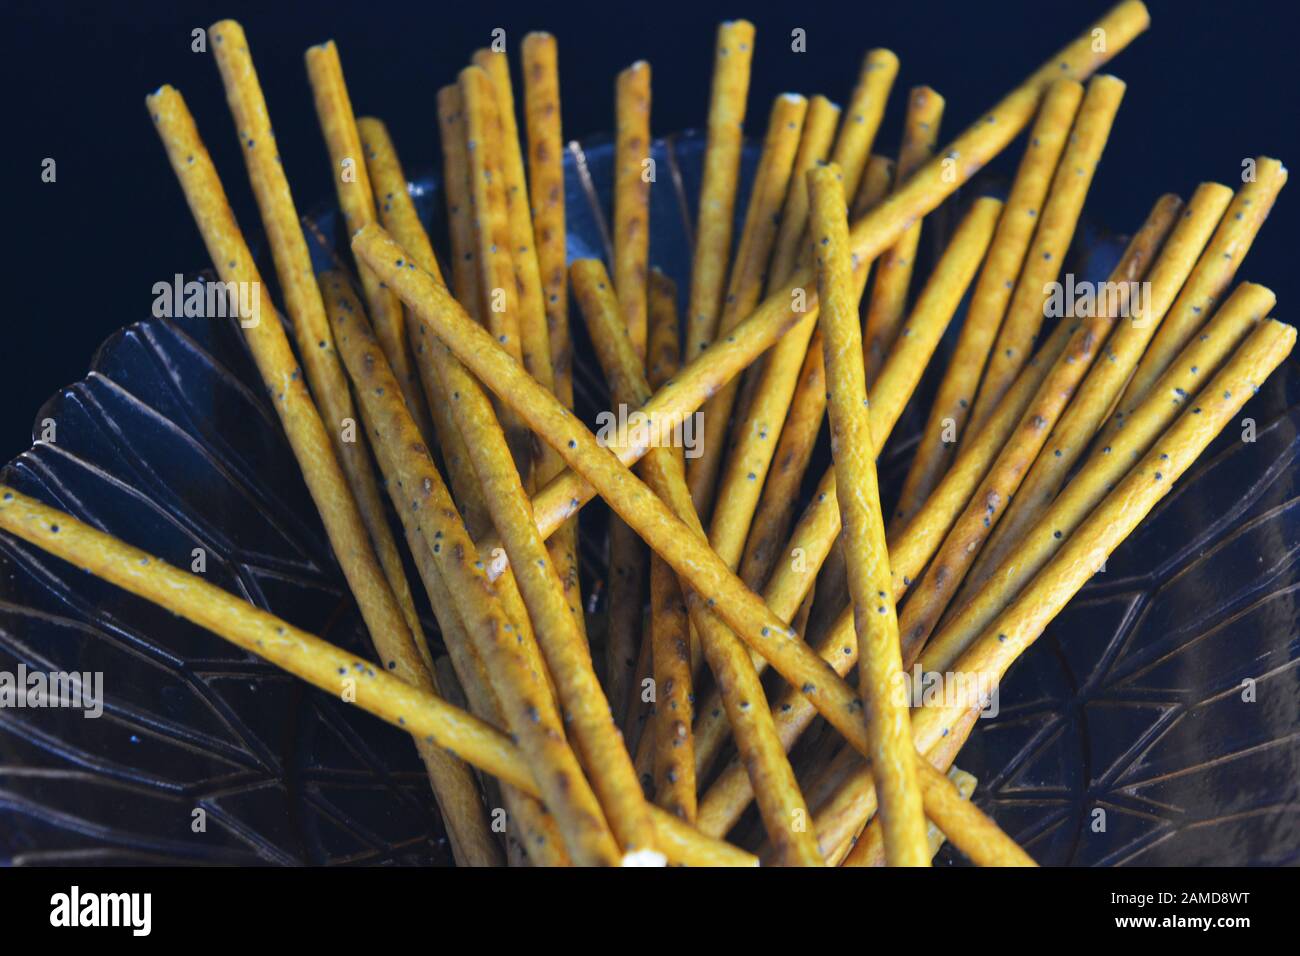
<box><xmin>830</xmin><ymin>49</ymin><xmax>902</xmax><ymax>202</ymax></box>
<box><xmin>614</xmin><ymin>60</ymin><xmax>653</xmax><ymax>357</ymax></box>
<box><xmin>684</xmin><ymin>19</ymin><xmax>756</xmax><ymax>361</ymax></box>
<box><xmin>573</xmin><ymin>260</ymin><xmax>821</xmax><ymax>864</ymax></box>
<box><xmin>861</xmin><ymin>85</ymin><xmax>945</xmax><ymax>380</ymax></box>
<box><xmin>208</xmin><ymin>25</ymin><xmax>429</xmax><ymax>660</ymax></box>
<box><xmin>326</xmin><ymin>281</ymin><xmax>622</xmax><ymax>866</ymax></box>
<box><xmin>965</xmin><ymin>74</ymin><xmax>1126</xmax><ymax>435</ymax></box>
<box><xmin>688</xmin><ymin>93</ymin><xmax>808</xmax><ymax>518</ymax></box>
<box><xmin>809</xmin><ymin>164</ymin><xmax>929</xmax><ymax>865</ymax></box>
<box><xmin>765</xmin><ymin>95</ymin><xmax>843</xmax><ymax>293</ymax></box>
<box><xmin>145</xmin><ymin>85</ymin><xmax>503</xmax><ymax>859</ymax></box>
<box><xmin>436</xmin><ymin>85</ymin><xmax>483</xmax><ymax>321</ymax></box>
<box><xmin>304</xmin><ymin>41</ymin><xmax>430</xmax><ymax>436</ymax></box>
<box><xmin>896</xmin><ymin>194</ymin><xmax>1182</xmax><ymax>665</ymax></box>
<box><xmin>923</xmin><ymin>280</ymin><xmax>1276</xmax><ymax>674</ymax></box>
<box><xmin>1103</xmin><ymin>158</ymin><xmax>1287</xmax><ymax>440</ymax></box>
<box><xmin>485</xmin><ymin>0</ymin><xmax>1152</xmax><ymax>575</ymax></box>
<box><xmin>0</xmin><ymin>485</ymin><xmax>751</xmax><ymax>867</ymax></box>
<box><xmin>913</xmin><ymin>761</ymin><xmax>1036</xmax><ymax>866</ymax></box>
<box><xmin>889</xmin><ymin>79</ymin><xmax>1085</xmax><ymax>531</ymax></box>
<box><xmin>964</xmin><ymin>182</ymin><xmax>1232</xmax><ymax>593</ymax></box>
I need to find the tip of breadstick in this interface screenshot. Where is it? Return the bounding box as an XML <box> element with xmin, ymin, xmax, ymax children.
<box><xmin>621</xmin><ymin>848</ymin><xmax>668</xmax><ymax>867</ymax></box>
<box><xmin>779</xmin><ymin>92</ymin><xmax>806</xmax><ymax>103</ymax></box>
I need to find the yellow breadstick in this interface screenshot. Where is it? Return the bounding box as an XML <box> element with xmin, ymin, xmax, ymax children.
<box><xmin>964</xmin><ymin>181</ymin><xmax>1233</xmax><ymax>593</ymax></box>
<box><xmin>573</xmin><ymin>260</ymin><xmax>822</xmax><ymax>865</ymax></box>
<box><xmin>890</xmin><ymin>79</ymin><xmax>1085</xmax><ymax>531</ymax></box>
<box><xmin>690</xmin><ymin>197</ymin><xmax>1003</xmax><ymax>784</ymax></box>
<box><xmin>614</xmin><ymin>60</ymin><xmax>653</xmax><ymax>357</ymax></box>
<box><xmin>812</xmin><ymin>316</ymin><xmax>1297</xmax><ymax>854</ymax></box>
<box><xmin>829</xmin><ymin>49</ymin><xmax>902</xmax><ymax>203</ymax></box>
<box><xmin>923</xmin><ymin>280</ymin><xmax>1276</xmax><ymax>674</ymax></box>
<box><xmin>483</xmin><ymin>0</ymin><xmax>1152</xmax><ymax>577</ymax></box>
<box><xmin>358</xmin><ymin>117</ymin><xmax>444</xmax><ymax>284</ymax></box>
<box><xmin>896</xmin><ymin>194</ymin><xmax>1183</xmax><ymax>665</ymax></box>
<box><xmin>913</xmin><ymin>761</ymin><xmax>1036</xmax><ymax>866</ymax></box>
<box><xmin>145</xmin><ymin>85</ymin><xmax>490</xmax><ymax>845</ymax></box>
<box><xmin>304</xmin><ymin>41</ymin><xmax>430</xmax><ymax>436</ymax></box>
<box><xmin>765</xmin><ymin>95</ymin><xmax>844</xmax><ymax>293</ymax></box>
<box><xmin>521</xmin><ymin>33</ymin><xmax>572</xmax><ymax>404</ymax></box>
<box><xmin>208</xmin><ymin>25</ymin><xmax>429</xmax><ymax>662</ymax></box>
<box><xmin>0</xmin><ymin>485</ymin><xmax>751</xmax><ymax>867</ymax></box>
<box><xmin>966</xmin><ymin>74</ymin><xmax>1126</xmax><ymax>435</ymax></box>
<box><xmin>689</xmin><ymin>93</ymin><xmax>809</xmax><ymax>518</ymax></box>
<box><xmin>326</xmin><ymin>283</ymin><xmax>621</xmax><ymax>866</ymax></box>
<box><xmin>739</xmin><ymin>155</ymin><xmax>895</xmax><ymax>591</ymax></box>
<box><xmin>415</xmin><ymin>325</ymin><xmax>659</xmax><ymax>862</ymax></box>
<box><xmin>684</xmin><ymin>19</ymin><xmax>756</xmax><ymax>361</ymax></box>
<box><xmin>436</xmin><ymin>85</ymin><xmax>483</xmax><ymax>321</ymax></box>
<box><xmin>1103</xmin><ymin>157</ymin><xmax>1288</xmax><ymax>441</ymax></box>
<box><xmin>810</xmin><ymin>164</ymin><xmax>929</xmax><ymax>866</ymax></box>
<box><xmin>862</xmin><ymin>86</ymin><xmax>946</xmax><ymax>380</ymax></box>
<box><xmin>844</xmin><ymin>763</ymin><xmax>978</xmax><ymax>867</ymax></box>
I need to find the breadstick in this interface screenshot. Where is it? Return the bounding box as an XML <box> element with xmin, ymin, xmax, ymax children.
<box><xmin>964</xmin><ymin>182</ymin><xmax>1233</xmax><ymax>593</ymax></box>
<box><xmin>325</xmin><ymin>281</ymin><xmax>622</xmax><ymax>866</ymax></box>
<box><xmin>862</xmin><ymin>86</ymin><xmax>946</xmax><ymax>380</ymax></box>
<box><xmin>304</xmin><ymin>41</ymin><xmax>430</xmax><ymax>436</ymax></box>
<box><xmin>573</xmin><ymin>259</ymin><xmax>822</xmax><ymax>864</ymax></box>
<box><xmin>690</xmin><ymin>197</ymin><xmax>1003</xmax><ymax>781</ymax></box>
<box><xmin>913</xmin><ymin>760</ymin><xmax>1036</xmax><ymax>866</ymax></box>
<box><xmin>521</xmin><ymin>32</ymin><xmax>572</xmax><ymax>404</ymax></box>
<box><xmin>208</xmin><ymin>24</ymin><xmax>430</xmax><ymax>663</ymax></box>
<box><xmin>684</xmin><ymin>19</ymin><xmax>756</xmax><ymax>362</ymax></box>
<box><xmin>0</xmin><ymin>485</ymin><xmax>751</xmax><ymax>867</ymax></box>
<box><xmin>889</xmin><ymin>79</ymin><xmax>1085</xmax><ymax>531</ymax></box>
<box><xmin>965</xmin><ymin>74</ymin><xmax>1126</xmax><ymax>435</ymax></box>
<box><xmin>1103</xmin><ymin>157</ymin><xmax>1287</xmax><ymax>440</ymax></box>
<box><xmin>144</xmin><ymin>85</ymin><xmax>500</xmax><ymax>853</ymax></box>
<box><xmin>846</xmin><ymin>764</ymin><xmax>977</xmax><ymax>867</ymax></box>
<box><xmin>896</xmin><ymin>194</ymin><xmax>1182</xmax><ymax>665</ymax></box>
<box><xmin>436</xmin><ymin>85</ymin><xmax>482</xmax><ymax>321</ymax></box>
<box><xmin>416</xmin><ymin>325</ymin><xmax>659</xmax><ymax>861</ymax></box>
<box><xmin>829</xmin><ymin>49</ymin><xmax>902</xmax><ymax>203</ymax></box>
<box><xmin>689</xmin><ymin>93</ymin><xmax>808</xmax><ymax>518</ymax></box>
<box><xmin>739</xmin><ymin>155</ymin><xmax>895</xmax><ymax>591</ymax></box>
<box><xmin>614</xmin><ymin>60</ymin><xmax>653</xmax><ymax>357</ymax></box>
<box><xmin>483</xmin><ymin>0</ymin><xmax>1152</xmax><ymax>575</ymax></box>
<box><xmin>809</xmin><ymin>164</ymin><xmax>929</xmax><ymax>865</ymax></box>
<box><xmin>923</xmin><ymin>280</ymin><xmax>1275</xmax><ymax>674</ymax></box>
<box><xmin>765</xmin><ymin>95</ymin><xmax>843</xmax><ymax>293</ymax></box>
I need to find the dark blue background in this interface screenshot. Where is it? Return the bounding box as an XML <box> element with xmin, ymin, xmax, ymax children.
<box><xmin>1</xmin><ymin>0</ymin><xmax>1295</xmax><ymax>462</ymax></box>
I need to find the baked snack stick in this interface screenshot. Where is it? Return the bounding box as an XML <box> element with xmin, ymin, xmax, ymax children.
<box><xmin>963</xmin><ymin>181</ymin><xmax>1233</xmax><ymax>595</ymax></box>
<box><xmin>695</xmin><ymin>315</ymin><xmax>1078</xmax><ymax>834</ymax></box>
<box><xmin>965</xmin><ymin>74</ymin><xmax>1126</xmax><ymax>437</ymax></box>
<box><xmin>684</xmin><ymin>19</ymin><xmax>756</xmax><ymax>362</ymax></box>
<box><xmin>889</xmin><ymin>79</ymin><xmax>1085</xmax><ymax>532</ymax></box>
<box><xmin>477</xmin><ymin>0</ymin><xmax>1152</xmax><ymax>579</ymax></box>
<box><xmin>807</xmin><ymin>316</ymin><xmax>1297</xmax><ymax>855</ymax></box>
<box><xmin>687</xmin><ymin>196</ymin><xmax>1004</xmax><ymax>789</ymax></box>
<box><xmin>436</xmin><ymin>85</ymin><xmax>483</xmax><ymax>322</ymax></box>
<box><xmin>861</xmin><ymin>86</ymin><xmax>946</xmax><ymax>381</ymax></box>
<box><xmin>304</xmin><ymin>41</ymin><xmax>431</xmax><ymax>438</ymax></box>
<box><xmin>416</xmin><ymin>321</ymin><xmax>660</xmax><ymax>863</ymax></box>
<box><xmin>809</xmin><ymin>164</ymin><xmax>929</xmax><ymax>866</ymax></box>
<box><xmin>573</xmin><ymin>260</ymin><xmax>822</xmax><ymax>865</ymax></box>
<box><xmin>208</xmin><ymin>24</ymin><xmax>428</xmax><ymax>664</ymax></box>
<box><xmin>0</xmin><ymin>487</ymin><xmax>751</xmax><ymax>868</ymax></box>
<box><xmin>688</xmin><ymin>93</ymin><xmax>808</xmax><ymax>519</ymax></box>
<box><xmin>324</xmin><ymin>281</ymin><xmax>624</xmax><ymax>867</ymax></box>
<box><xmin>1101</xmin><ymin>157</ymin><xmax>1288</xmax><ymax>444</ymax></box>
<box><xmin>739</xmin><ymin>155</ymin><xmax>896</xmax><ymax>592</ymax></box>
<box><xmin>895</xmin><ymin>193</ymin><xmax>1183</xmax><ymax>665</ymax></box>
<box><xmin>843</xmin><ymin>761</ymin><xmax>979</xmax><ymax>867</ymax></box>
<box><xmin>829</xmin><ymin>49</ymin><xmax>903</xmax><ymax>206</ymax></box>
<box><xmin>922</xmin><ymin>280</ymin><xmax>1275</xmax><ymax>674</ymax></box>
<box><xmin>320</xmin><ymin>273</ymin><xmax>554</xmax><ymax>867</ymax></box>
<box><xmin>613</xmin><ymin>60</ymin><xmax>653</xmax><ymax>357</ymax></box>
<box><xmin>145</xmin><ymin>85</ymin><xmax>498</xmax><ymax>859</ymax></box>
<box><xmin>519</xmin><ymin>34</ymin><xmax>587</xmax><ymax>645</ymax></box>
